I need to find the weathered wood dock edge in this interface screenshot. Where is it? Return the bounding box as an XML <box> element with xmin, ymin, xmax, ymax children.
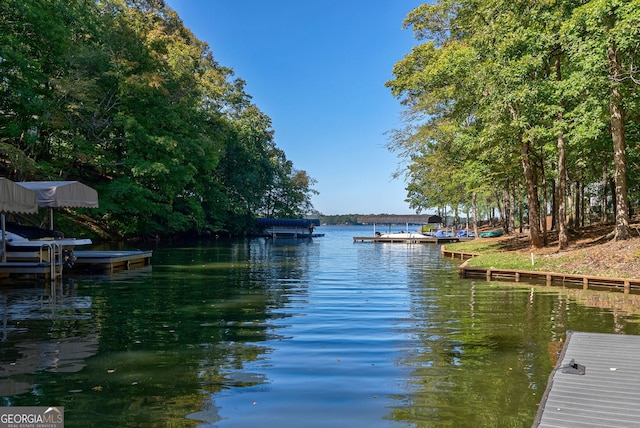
<box><xmin>442</xmin><ymin>247</ymin><xmax>640</xmax><ymax>294</ymax></box>
<box><xmin>533</xmin><ymin>331</ymin><xmax>640</xmax><ymax>427</ymax></box>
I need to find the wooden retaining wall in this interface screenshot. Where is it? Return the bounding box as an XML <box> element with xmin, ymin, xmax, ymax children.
<box><xmin>441</xmin><ymin>247</ymin><xmax>640</xmax><ymax>294</ymax></box>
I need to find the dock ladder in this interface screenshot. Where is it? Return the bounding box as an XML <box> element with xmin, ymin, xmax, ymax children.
<box><xmin>39</xmin><ymin>242</ymin><xmax>63</xmax><ymax>279</ymax></box>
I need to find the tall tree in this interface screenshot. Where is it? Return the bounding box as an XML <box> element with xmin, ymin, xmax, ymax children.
<box><xmin>562</xmin><ymin>0</ymin><xmax>640</xmax><ymax>240</ymax></box>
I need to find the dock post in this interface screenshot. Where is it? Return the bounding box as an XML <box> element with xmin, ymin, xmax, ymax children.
<box><xmin>486</xmin><ymin>269</ymin><xmax>492</xmax><ymax>282</ymax></box>
<box><xmin>546</xmin><ymin>274</ymin><xmax>551</xmax><ymax>287</ymax></box>
<box><xmin>625</xmin><ymin>280</ymin><xmax>630</xmax><ymax>294</ymax></box>
<box><xmin>583</xmin><ymin>277</ymin><xmax>589</xmax><ymax>290</ymax></box>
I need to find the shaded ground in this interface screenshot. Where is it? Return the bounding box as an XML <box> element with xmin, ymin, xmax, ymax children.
<box><xmin>485</xmin><ymin>221</ymin><xmax>640</xmax><ymax>278</ymax></box>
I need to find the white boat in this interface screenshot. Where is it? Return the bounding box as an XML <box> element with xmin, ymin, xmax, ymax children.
<box><xmin>4</xmin><ymin>223</ymin><xmax>92</xmax><ymax>268</ymax></box>
<box><xmin>4</xmin><ymin>224</ymin><xmax>92</xmax><ymax>249</ymax></box>
<box><xmin>376</xmin><ymin>231</ymin><xmax>426</xmax><ymax>239</ymax></box>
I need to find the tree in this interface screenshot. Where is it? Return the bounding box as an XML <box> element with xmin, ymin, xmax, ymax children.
<box><xmin>0</xmin><ymin>0</ymin><xmax>317</xmax><ymax>237</ymax></box>
<box><xmin>562</xmin><ymin>0</ymin><xmax>640</xmax><ymax>240</ymax></box>
<box><xmin>388</xmin><ymin>0</ymin><xmax>640</xmax><ymax>248</ymax></box>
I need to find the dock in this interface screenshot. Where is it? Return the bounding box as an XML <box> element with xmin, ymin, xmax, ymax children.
<box><xmin>0</xmin><ymin>261</ymin><xmax>58</xmax><ymax>277</ymax></box>
<box><xmin>0</xmin><ymin>250</ymin><xmax>152</xmax><ymax>279</ymax></box>
<box><xmin>353</xmin><ymin>236</ymin><xmax>460</xmax><ymax>244</ymax></box>
<box><xmin>534</xmin><ymin>331</ymin><xmax>640</xmax><ymax>427</ymax></box>
<box><xmin>73</xmin><ymin>250</ymin><xmax>152</xmax><ymax>274</ymax></box>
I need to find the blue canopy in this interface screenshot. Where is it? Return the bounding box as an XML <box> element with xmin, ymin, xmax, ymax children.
<box><xmin>256</xmin><ymin>218</ymin><xmax>320</xmax><ymax>228</ymax></box>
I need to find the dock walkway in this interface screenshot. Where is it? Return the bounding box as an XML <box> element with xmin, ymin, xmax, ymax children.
<box><xmin>534</xmin><ymin>331</ymin><xmax>640</xmax><ymax>427</ymax></box>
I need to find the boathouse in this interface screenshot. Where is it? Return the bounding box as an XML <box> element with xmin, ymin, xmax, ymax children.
<box><xmin>356</xmin><ymin>214</ymin><xmax>442</xmax><ymax>225</ymax></box>
<box><xmin>1</xmin><ymin>179</ymin><xmax>152</xmax><ymax>278</ymax></box>
<box><xmin>256</xmin><ymin>218</ymin><xmax>321</xmax><ymax>238</ymax></box>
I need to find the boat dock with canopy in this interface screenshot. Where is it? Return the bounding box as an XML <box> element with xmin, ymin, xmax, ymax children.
<box><xmin>0</xmin><ymin>178</ymin><xmax>58</xmax><ymax>278</ymax></box>
<box><xmin>352</xmin><ymin>214</ymin><xmax>460</xmax><ymax>244</ymax></box>
<box><xmin>256</xmin><ymin>218</ymin><xmax>323</xmax><ymax>238</ymax></box>
<box><xmin>1</xmin><ymin>179</ymin><xmax>152</xmax><ymax>279</ymax></box>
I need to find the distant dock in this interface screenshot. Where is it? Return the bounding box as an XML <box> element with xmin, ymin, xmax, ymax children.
<box><xmin>534</xmin><ymin>331</ymin><xmax>640</xmax><ymax>427</ymax></box>
<box><xmin>353</xmin><ymin>236</ymin><xmax>460</xmax><ymax>244</ymax></box>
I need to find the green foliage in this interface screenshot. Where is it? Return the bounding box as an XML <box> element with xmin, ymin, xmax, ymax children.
<box><xmin>388</xmin><ymin>0</ymin><xmax>640</xmax><ymax>244</ymax></box>
<box><xmin>0</xmin><ymin>0</ymin><xmax>317</xmax><ymax>238</ymax></box>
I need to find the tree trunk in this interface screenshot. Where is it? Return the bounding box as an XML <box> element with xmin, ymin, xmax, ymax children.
<box><xmin>509</xmin><ymin>185</ymin><xmax>516</xmax><ymax>235</ymax></box>
<box><xmin>581</xmin><ymin>181</ymin><xmax>586</xmax><ymax>226</ymax></box>
<box><xmin>541</xmin><ymin>160</ymin><xmax>548</xmax><ymax>246</ymax></box>
<box><xmin>555</xmin><ymin>57</ymin><xmax>569</xmax><ymax>249</ymax></box>
<box><xmin>601</xmin><ymin>166</ymin><xmax>607</xmax><ymax>223</ymax></box>
<box><xmin>610</xmin><ymin>178</ymin><xmax>616</xmax><ymax>216</ymax></box>
<box><xmin>575</xmin><ymin>181</ymin><xmax>581</xmax><ymax>229</ymax></box>
<box><xmin>503</xmin><ymin>182</ymin><xmax>511</xmax><ymax>234</ymax></box>
<box><xmin>454</xmin><ymin>205</ymin><xmax>459</xmax><ymax>230</ymax></box>
<box><xmin>518</xmin><ymin>186</ymin><xmax>524</xmax><ymax>234</ymax></box>
<box><xmin>551</xmin><ymin>177</ymin><xmax>557</xmax><ymax>231</ymax></box>
<box><xmin>472</xmin><ymin>192</ymin><xmax>479</xmax><ymax>239</ymax></box>
<box><xmin>495</xmin><ymin>191</ymin><xmax>504</xmax><ymax>222</ymax></box>
<box><xmin>608</xmin><ymin>42</ymin><xmax>630</xmax><ymax>240</ymax></box>
<box><xmin>522</xmin><ymin>139</ymin><xmax>542</xmax><ymax>248</ymax></box>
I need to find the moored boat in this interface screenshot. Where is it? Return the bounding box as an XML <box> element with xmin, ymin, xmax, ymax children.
<box><xmin>376</xmin><ymin>230</ymin><xmax>426</xmax><ymax>239</ymax></box>
<box><xmin>3</xmin><ymin>222</ymin><xmax>92</xmax><ymax>268</ymax></box>
<box><xmin>479</xmin><ymin>229</ymin><xmax>504</xmax><ymax>238</ymax></box>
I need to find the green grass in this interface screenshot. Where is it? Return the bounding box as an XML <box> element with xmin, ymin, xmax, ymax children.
<box><xmin>445</xmin><ymin>240</ymin><xmax>559</xmax><ymax>272</ymax></box>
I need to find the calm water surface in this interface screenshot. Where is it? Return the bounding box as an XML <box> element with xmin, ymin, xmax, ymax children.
<box><xmin>1</xmin><ymin>225</ymin><xmax>640</xmax><ymax>427</ymax></box>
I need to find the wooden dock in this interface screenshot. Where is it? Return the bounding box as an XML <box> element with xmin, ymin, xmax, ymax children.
<box><xmin>0</xmin><ymin>261</ymin><xmax>58</xmax><ymax>277</ymax></box>
<box><xmin>0</xmin><ymin>250</ymin><xmax>152</xmax><ymax>279</ymax></box>
<box><xmin>534</xmin><ymin>331</ymin><xmax>640</xmax><ymax>427</ymax></box>
<box><xmin>73</xmin><ymin>250</ymin><xmax>152</xmax><ymax>274</ymax></box>
<box><xmin>353</xmin><ymin>236</ymin><xmax>460</xmax><ymax>244</ymax></box>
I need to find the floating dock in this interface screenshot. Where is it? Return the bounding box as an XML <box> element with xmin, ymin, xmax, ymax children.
<box><xmin>0</xmin><ymin>250</ymin><xmax>152</xmax><ymax>279</ymax></box>
<box><xmin>534</xmin><ymin>331</ymin><xmax>640</xmax><ymax>427</ymax></box>
<box><xmin>73</xmin><ymin>250</ymin><xmax>152</xmax><ymax>274</ymax></box>
<box><xmin>0</xmin><ymin>261</ymin><xmax>57</xmax><ymax>277</ymax></box>
<box><xmin>353</xmin><ymin>236</ymin><xmax>460</xmax><ymax>244</ymax></box>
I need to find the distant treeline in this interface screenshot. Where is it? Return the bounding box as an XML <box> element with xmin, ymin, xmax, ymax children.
<box><xmin>1</xmin><ymin>0</ymin><xmax>317</xmax><ymax>239</ymax></box>
<box><xmin>318</xmin><ymin>215</ymin><xmax>360</xmax><ymax>225</ymax></box>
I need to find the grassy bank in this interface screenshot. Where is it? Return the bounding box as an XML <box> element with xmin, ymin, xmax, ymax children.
<box><xmin>444</xmin><ymin>232</ymin><xmax>640</xmax><ymax>280</ymax></box>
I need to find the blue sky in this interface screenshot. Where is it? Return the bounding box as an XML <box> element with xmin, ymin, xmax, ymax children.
<box><xmin>165</xmin><ymin>0</ymin><xmax>424</xmax><ymax>215</ymax></box>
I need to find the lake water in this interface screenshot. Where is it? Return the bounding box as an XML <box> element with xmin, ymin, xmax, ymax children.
<box><xmin>1</xmin><ymin>225</ymin><xmax>639</xmax><ymax>427</ymax></box>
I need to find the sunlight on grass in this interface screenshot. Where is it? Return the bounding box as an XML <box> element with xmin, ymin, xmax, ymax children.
<box><xmin>445</xmin><ymin>240</ymin><xmax>601</xmax><ymax>274</ymax></box>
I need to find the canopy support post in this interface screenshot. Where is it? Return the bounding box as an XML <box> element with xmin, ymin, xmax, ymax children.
<box><xmin>1</xmin><ymin>214</ymin><xmax>5</xmax><ymax>263</ymax></box>
<box><xmin>49</xmin><ymin>207</ymin><xmax>54</xmax><ymax>230</ymax></box>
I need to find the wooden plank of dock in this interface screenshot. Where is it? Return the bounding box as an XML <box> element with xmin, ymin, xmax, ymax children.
<box><xmin>0</xmin><ymin>262</ymin><xmax>53</xmax><ymax>275</ymax></box>
<box><xmin>534</xmin><ymin>331</ymin><xmax>640</xmax><ymax>427</ymax></box>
